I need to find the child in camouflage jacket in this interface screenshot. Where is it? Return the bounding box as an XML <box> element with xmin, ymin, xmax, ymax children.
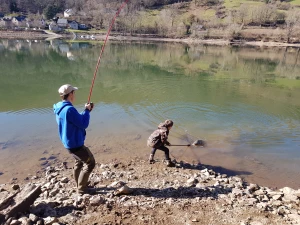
<box><xmin>147</xmin><ymin>119</ymin><xmax>175</xmax><ymax>167</ymax></box>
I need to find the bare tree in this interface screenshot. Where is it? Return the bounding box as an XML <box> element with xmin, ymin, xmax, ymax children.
<box><xmin>286</xmin><ymin>10</ymin><xmax>300</xmax><ymax>43</ymax></box>
<box><xmin>238</xmin><ymin>4</ymin><xmax>248</xmax><ymax>25</ymax></box>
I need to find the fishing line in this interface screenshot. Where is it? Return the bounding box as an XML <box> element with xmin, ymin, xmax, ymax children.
<box><xmin>87</xmin><ymin>0</ymin><xmax>130</xmax><ymax>103</ymax></box>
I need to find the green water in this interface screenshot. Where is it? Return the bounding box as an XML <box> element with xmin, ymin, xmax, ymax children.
<box><xmin>1</xmin><ymin>39</ymin><xmax>300</xmax><ymax>186</ymax></box>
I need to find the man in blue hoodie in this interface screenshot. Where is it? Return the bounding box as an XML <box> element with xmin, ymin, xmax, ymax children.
<box><xmin>53</xmin><ymin>84</ymin><xmax>95</xmax><ymax>194</ymax></box>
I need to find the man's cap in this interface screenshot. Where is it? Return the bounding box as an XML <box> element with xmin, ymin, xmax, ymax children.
<box><xmin>58</xmin><ymin>84</ymin><xmax>78</xmax><ymax>96</ymax></box>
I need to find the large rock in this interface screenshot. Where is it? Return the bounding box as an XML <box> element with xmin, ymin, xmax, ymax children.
<box><xmin>3</xmin><ymin>184</ymin><xmax>42</xmax><ymax>220</ymax></box>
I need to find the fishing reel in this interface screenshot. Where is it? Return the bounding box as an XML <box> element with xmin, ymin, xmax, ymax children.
<box><xmin>86</xmin><ymin>102</ymin><xmax>94</xmax><ymax>111</ymax></box>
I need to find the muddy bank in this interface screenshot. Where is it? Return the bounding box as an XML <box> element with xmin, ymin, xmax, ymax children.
<box><xmin>1</xmin><ymin>157</ymin><xmax>300</xmax><ymax>225</ymax></box>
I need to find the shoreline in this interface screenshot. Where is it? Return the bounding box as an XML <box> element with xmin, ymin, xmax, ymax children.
<box><xmin>1</xmin><ymin>157</ymin><xmax>300</xmax><ymax>224</ymax></box>
<box><xmin>1</xmin><ymin>30</ymin><xmax>300</xmax><ymax>47</ymax></box>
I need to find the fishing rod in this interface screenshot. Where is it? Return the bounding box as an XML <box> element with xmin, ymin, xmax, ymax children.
<box><xmin>87</xmin><ymin>0</ymin><xmax>130</xmax><ymax>104</ymax></box>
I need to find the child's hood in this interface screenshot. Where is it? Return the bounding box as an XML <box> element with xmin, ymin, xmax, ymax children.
<box><xmin>53</xmin><ymin>101</ymin><xmax>73</xmax><ymax>115</ymax></box>
<box><xmin>158</xmin><ymin>122</ymin><xmax>168</xmax><ymax>130</ymax></box>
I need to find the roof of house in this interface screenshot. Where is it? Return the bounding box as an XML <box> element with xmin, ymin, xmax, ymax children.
<box><xmin>2</xmin><ymin>18</ymin><xmax>12</xmax><ymax>21</ymax></box>
<box><xmin>14</xmin><ymin>15</ymin><xmax>26</xmax><ymax>21</ymax></box>
<box><xmin>64</xmin><ymin>9</ymin><xmax>73</xmax><ymax>14</ymax></box>
<box><xmin>57</xmin><ymin>19</ymin><xmax>68</xmax><ymax>24</ymax></box>
<box><xmin>68</xmin><ymin>20</ymin><xmax>78</xmax><ymax>24</ymax></box>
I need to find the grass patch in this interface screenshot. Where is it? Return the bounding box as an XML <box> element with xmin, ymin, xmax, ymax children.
<box><xmin>269</xmin><ymin>78</ymin><xmax>300</xmax><ymax>89</ymax></box>
<box><xmin>223</xmin><ymin>0</ymin><xmax>263</xmax><ymax>8</ymax></box>
<box><xmin>290</xmin><ymin>0</ymin><xmax>300</xmax><ymax>5</ymax></box>
<box><xmin>203</xmin><ymin>9</ymin><xmax>216</xmax><ymax>19</ymax></box>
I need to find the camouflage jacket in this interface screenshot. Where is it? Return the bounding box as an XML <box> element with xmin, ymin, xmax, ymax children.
<box><xmin>147</xmin><ymin>122</ymin><xmax>170</xmax><ymax>147</ymax></box>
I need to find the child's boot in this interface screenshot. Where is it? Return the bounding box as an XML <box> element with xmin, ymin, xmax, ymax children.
<box><xmin>149</xmin><ymin>154</ymin><xmax>155</xmax><ymax>164</ymax></box>
<box><xmin>166</xmin><ymin>159</ymin><xmax>175</xmax><ymax>167</ymax></box>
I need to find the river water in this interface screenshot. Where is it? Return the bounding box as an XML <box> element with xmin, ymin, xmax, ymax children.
<box><xmin>1</xmin><ymin>39</ymin><xmax>300</xmax><ymax>188</ymax></box>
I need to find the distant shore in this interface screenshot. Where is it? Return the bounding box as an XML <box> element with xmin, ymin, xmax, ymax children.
<box><xmin>1</xmin><ymin>30</ymin><xmax>300</xmax><ymax>47</ymax></box>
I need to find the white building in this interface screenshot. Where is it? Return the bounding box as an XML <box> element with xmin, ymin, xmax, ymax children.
<box><xmin>64</xmin><ymin>9</ymin><xmax>74</xmax><ymax>18</ymax></box>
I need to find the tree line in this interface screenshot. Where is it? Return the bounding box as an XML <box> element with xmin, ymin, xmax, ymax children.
<box><xmin>1</xmin><ymin>0</ymin><xmax>300</xmax><ymax>42</ymax></box>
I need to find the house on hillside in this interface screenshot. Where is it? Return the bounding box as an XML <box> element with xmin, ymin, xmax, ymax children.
<box><xmin>12</xmin><ymin>15</ymin><xmax>26</xmax><ymax>27</ymax></box>
<box><xmin>0</xmin><ymin>18</ymin><xmax>13</xmax><ymax>29</ymax></box>
<box><xmin>57</xmin><ymin>18</ymin><xmax>68</xmax><ymax>28</ymax></box>
<box><xmin>64</xmin><ymin>9</ymin><xmax>74</xmax><ymax>18</ymax></box>
<box><xmin>78</xmin><ymin>23</ymin><xmax>88</xmax><ymax>30</ymax></box>
<box><xmin>49</xmin><ymin>21</ymin><xmax>60</xmax><ymax>32</ymax></box>
<box><xmin>26</xmin><ymin>18</ymin><xmax>46</xmax><ymax>29</ymax></box>
<box><xmin>68</xmin><ymin>20</ymin><xmax>78</xmax><ymax>30</ymax></box>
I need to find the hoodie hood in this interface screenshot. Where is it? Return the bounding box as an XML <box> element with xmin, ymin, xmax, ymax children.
<box><xmin>53</xmin><ymin>101</ymin><xmax>73</xmax><ymax>115</ymax></box>
<box><xmin>158</xmin><ymin>122</ymin><xmax>167</xmax><ymax>129</ymax></box>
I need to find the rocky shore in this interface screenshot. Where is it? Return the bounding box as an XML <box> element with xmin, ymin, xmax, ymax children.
<box><xmin>1</xmin><ymin>157</ymin><xmax>300</xmax><ymax>225</ymax></box>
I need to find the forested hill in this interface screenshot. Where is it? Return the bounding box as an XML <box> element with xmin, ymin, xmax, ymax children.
<box><xmin>1</xmin><ymin>0</ymin><xmax>300</xmax><ymax>42</ymax></box>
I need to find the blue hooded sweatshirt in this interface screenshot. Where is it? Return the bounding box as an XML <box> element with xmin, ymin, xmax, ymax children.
<box><xmin>53</xmin><ymin>101</ymin><xmax>90</xmax><ymax>149</ymax></box>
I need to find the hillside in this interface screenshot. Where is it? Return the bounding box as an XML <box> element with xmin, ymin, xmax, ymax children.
<box><xmin>1</xmin><ymin>0</ymin><xmax>300</xmax><ymax>43</ymax></box>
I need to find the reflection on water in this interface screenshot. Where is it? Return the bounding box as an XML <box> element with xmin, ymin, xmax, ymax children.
<box><xmin>1</xmin><ymin>39</ymin><xmax>300</xmax><ymax>187</ymax></box>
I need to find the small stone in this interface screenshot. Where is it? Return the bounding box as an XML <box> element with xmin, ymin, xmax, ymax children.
<box><xmin>44</xmin><ymin>216</ymin><xmax>58</xmax><ymax>225</ymax></box>
<box><xmin>49</xmin><ymin>189</ymin><xmax>59</xmax><ymax>197</ymax></box>
<box><xmin>60</xmin><ymin>177</ymin><xmax>68</xmax><ymax>183</ymax></box>
<box><xmin>36</xmin><ymin>220</ymin><xmax>44</xmax><ymax>225</ymax></box>
<box><xmin>187</xmin><ymin>178</ymin><xmax>198</xmax><ymax>185</ymax></box>
<box><xmin>10</xmin><ymin>220</ymin><xmax>21</xmax><ymax>225</ymax></box>
<box><xmin>18</xmin><ymin>217</ymin><xmax>30</xmax><ymax>224</ymax></box>
<box><xmin>192</xmin><ymin>218</ymin><xmax>199</xmax><ymax>222</ymax></box>
<box><xmin>272</xmin><ymin>194</ymin><xmax>282</xmax><ymax>201</ymax></box>
<box><xmin>90</xmin><ymin>196</ymin><xmax>105</xmax><ymax>206</ymax></box>
<box><xmin>29</xmin><ymin>214</ymin><xmax>38</xmax><ymax>222</ymax></box>
<box><xmin>114</xmin><ymin>185</ymin><xmax>133</xmax><ymax>195</ymax></box>
<box><xmin>278</xmin><ymin>206</ymin><xmax>287</xmax><ymax>215</ymax></box>
<box><xmin>248</xmin><ymin>183</ymin><xmax>259</xmax><ymax>193</ymax></box>
<box><xmin>11</xmin><ymin>184</ymin><xmax>20</xmax><ymax>190</ymax></box>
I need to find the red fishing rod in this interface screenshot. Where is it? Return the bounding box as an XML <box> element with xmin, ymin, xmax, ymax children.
<box><xmin>87</xmin><ymin>0</ymin><xmax>130</xmax><ymax>104</ymax></box>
